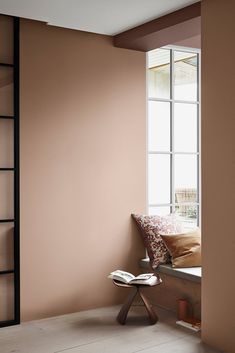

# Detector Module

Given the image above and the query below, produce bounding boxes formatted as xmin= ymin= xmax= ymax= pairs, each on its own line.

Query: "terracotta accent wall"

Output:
xmin=20 ymin=19 xmax=146 ymax=321
xmin=201 ymin=0 xmax=235 ymax=351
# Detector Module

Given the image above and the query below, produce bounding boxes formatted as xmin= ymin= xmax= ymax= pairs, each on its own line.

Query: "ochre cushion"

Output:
xmin=160 ymin=228 xmax=201 ymax=268
xmin=132 ymin=214 xmax=183 ymax=269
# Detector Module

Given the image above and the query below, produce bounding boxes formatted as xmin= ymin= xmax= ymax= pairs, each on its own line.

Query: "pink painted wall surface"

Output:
xmin=201 ymin=0 xmax=235 ymax=352
xmin=174 ymin=34 xmax=201 ymax=48
xmin=20 ymin=19 xmax=146 ymax=321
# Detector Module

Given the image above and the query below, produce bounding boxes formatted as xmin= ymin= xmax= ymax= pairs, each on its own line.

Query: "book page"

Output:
xmin=111 ymin=270 xmax=135 ymax=282
xmin=134 ymin=273 xmax=154 ymax=280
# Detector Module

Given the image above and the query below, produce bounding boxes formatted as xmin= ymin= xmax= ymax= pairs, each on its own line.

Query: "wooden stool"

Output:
xmin=113 ymin=276 xmax=162 ymax=325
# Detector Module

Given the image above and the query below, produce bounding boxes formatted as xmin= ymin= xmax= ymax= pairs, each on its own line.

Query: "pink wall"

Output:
xmin=201 ymin=0 xmax=235 ymax=351
xmin=20 ymin=19 xmax=146 ymax=321
xmin=174 ymin=34 xmax=201 ymax=48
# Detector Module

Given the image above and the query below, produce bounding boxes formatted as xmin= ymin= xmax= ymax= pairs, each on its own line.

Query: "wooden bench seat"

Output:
xmin=140 ymin=258 xmax=201 ymax=283
xmin=139 ymin=258 xmax=201 ymax=319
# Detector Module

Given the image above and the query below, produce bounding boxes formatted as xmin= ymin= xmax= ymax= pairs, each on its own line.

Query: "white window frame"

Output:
xmin=147 ymin=45 xmax=201 ymax=227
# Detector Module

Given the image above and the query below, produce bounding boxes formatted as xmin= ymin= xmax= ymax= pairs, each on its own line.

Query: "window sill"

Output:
xmin=139 ymin=258 xmax=201 ymax=284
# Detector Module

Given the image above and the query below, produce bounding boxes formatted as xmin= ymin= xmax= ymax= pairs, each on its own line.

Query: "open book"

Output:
xmin=176 ymin=318 xmax=201 ymax=332
xmin=108 ymin=270 xmax=159 ymax=286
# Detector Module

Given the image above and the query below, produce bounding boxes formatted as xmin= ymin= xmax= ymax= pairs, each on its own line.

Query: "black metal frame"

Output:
xmin=0 ymin=16 xmax=20 ymax=328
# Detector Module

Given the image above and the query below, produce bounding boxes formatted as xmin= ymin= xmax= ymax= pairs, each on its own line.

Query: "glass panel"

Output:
xmin=0 ymin=67 xmax=14 ymax=116
xmin=174 ymin=155 xmax=197 ymax=203
xmin=148 ymin=206 xmax=171 ymax=216
xmin=0 ymin=16 xmax=13 ymax=64
xmin=148 ymin=101 xmax=170 ymax=151
xmin=0 ymin=171 xmax=14 ymax=219
xmin=148 ymin=48 xmax=170 ymax=99
xmin=0 ymin=274 xmax=14 ymax=321
xmin=174 ymin=51 xmax=197 ymax=101
xmin=148 ymin=154 xmax=170 ymax=204
xmin=0 ymin=119 xmax=14 ymax=167
xmin=0 ymin=223 xmax=14 ymax=271
xmin=174 ymin=103 xmax=197 ymax=152
xmin=175 ymin=204 xmax=198 ymax=230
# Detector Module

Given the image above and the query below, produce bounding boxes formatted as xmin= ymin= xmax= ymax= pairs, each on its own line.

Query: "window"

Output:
xmin=147 ymin=46 xmax=200 ymax=229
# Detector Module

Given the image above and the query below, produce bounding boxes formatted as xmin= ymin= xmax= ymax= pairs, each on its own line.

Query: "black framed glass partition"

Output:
xmin=0 ymin=14 xmax=20 ymax=327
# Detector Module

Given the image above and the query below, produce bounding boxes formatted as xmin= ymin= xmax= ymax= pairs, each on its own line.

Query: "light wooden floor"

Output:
xmin=0 ymin=306 xmax=222 ymax=353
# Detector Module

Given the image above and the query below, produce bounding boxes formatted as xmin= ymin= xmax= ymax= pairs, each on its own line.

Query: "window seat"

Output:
xmin=139 ymin=258 xmax=201 ymax=284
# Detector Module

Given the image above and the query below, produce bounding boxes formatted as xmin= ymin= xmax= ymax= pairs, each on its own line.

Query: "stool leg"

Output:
xmin=139 ymin=289 xmax=158 ymax=325
xmin=117 ymin=287 xmax=137 ymax=325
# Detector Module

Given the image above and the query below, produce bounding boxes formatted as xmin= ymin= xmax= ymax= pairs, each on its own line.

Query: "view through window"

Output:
xmin=147 ymin=46 xmax=200 ymax=229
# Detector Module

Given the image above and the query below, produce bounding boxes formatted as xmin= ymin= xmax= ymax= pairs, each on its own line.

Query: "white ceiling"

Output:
xmin=0 ymin=0 xmax=200 ymax=35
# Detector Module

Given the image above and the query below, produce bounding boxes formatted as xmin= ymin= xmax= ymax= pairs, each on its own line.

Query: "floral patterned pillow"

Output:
xmin=132 ymin=214 xmax=183 ymax=269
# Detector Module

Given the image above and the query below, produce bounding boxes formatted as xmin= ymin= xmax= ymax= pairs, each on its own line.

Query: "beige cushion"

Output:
xmin=160 ymin=228 xmax=201 ymax=268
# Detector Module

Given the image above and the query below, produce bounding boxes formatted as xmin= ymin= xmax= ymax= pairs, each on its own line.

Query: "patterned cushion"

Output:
xmin=132 ymin=214 xmax=183 ymax=269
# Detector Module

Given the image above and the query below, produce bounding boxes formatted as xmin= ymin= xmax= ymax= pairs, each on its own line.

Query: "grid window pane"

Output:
xmin=148 ymin=101 xmax=170 ymax=151
xmin=0 ymin=171 xmax=14 ymax=219
xmin=175 ymin=204 xmax=198 ymax=230
xmin=0 ymin=16 xmax=13 ymax=64
xmin=148 ymin=206 xmax=171 ymax=216
xmin=0 ymin=223 xmax=14 ymax=271
xmin=148 ymin=154 xmax=171 ymax=204
xmin=174 ymin=51 xmax=197 ymax=102
xmin=174 ymin=155 xmax=197 ymax=203
xmin=174 ymin=103 xmax=197 ymax=152
xmin=0 ymin=119 xmax=14 ymax=168
xmin=148 ymin=47 xmax=200 ymax=225
xmin=0 ymin=67 xmax=14 ymax=116
xmin=148 ymin=48 xmax=170 ymax=99
xmin=0 ymin=274 xmax=14 ymax=321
